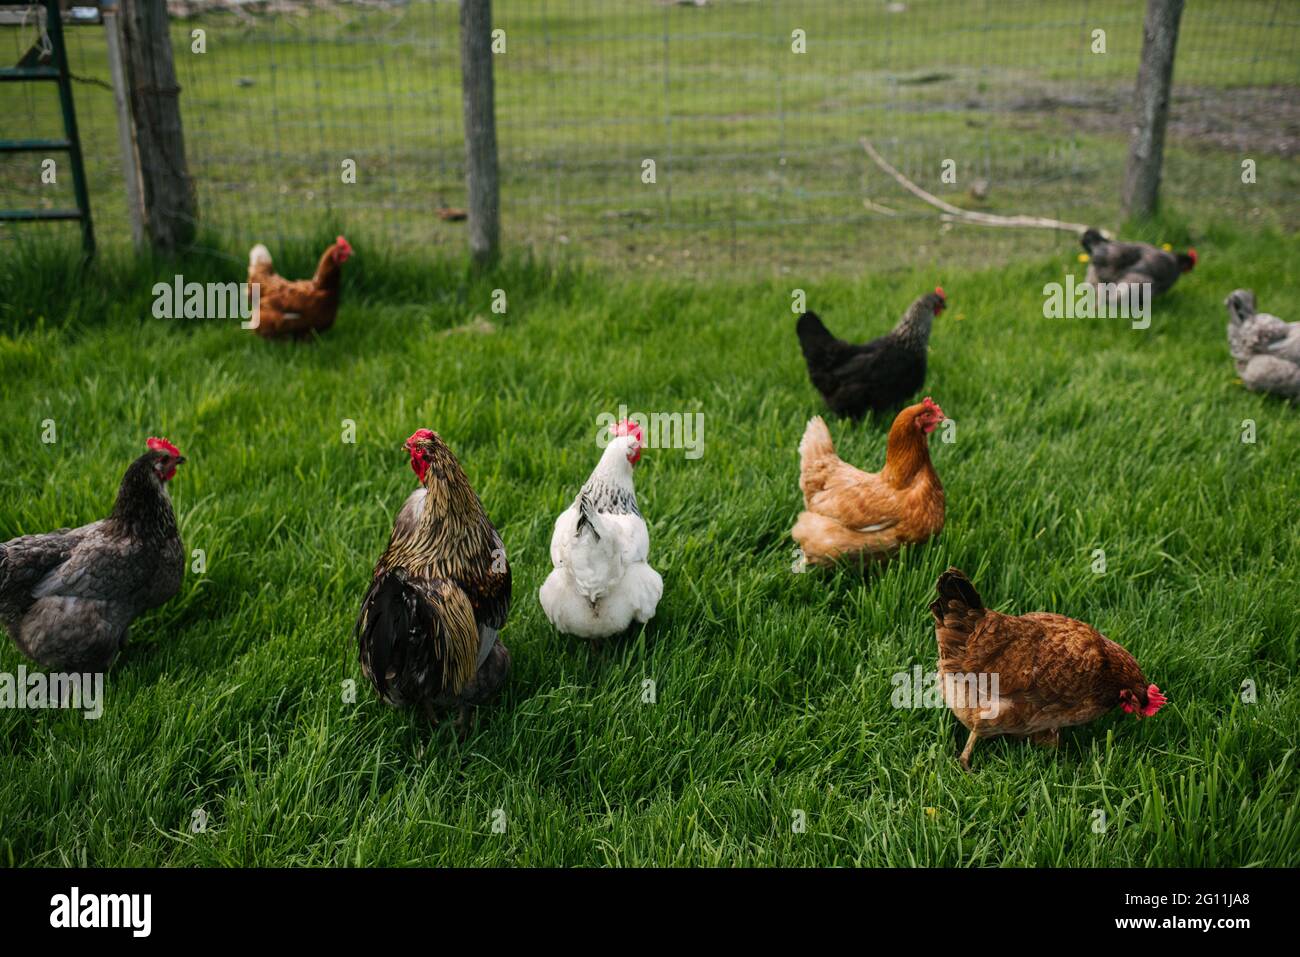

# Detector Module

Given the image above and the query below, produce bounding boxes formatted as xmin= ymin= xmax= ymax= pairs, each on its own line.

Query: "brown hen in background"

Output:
xmin=246 ymin=235 xmax=352 ymax=339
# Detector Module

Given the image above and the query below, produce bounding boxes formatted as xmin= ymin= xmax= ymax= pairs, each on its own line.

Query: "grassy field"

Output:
xmin=2 ymin=0 xmax=1297 ymax=273
xmin=1 ymin=218 xmax=1297 ymax=866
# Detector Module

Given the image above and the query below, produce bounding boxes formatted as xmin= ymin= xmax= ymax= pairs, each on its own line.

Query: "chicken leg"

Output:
xmin=422 ymin=699 xmax=440 ymax=728
xmin=959 ymin=729 xmax=979 ymax=772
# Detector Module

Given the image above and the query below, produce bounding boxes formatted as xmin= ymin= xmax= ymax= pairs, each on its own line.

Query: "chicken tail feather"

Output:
xmin=795 ymin=310 xmax=832 ymax=342
xmin=931 ymin=567 xmax=985 ymax=658
xmin=1080 ymin=227 xmax=1107 ymax=253
xmin=936 ymin=567 xmax=983 ymax=611
xmin=795 ymin=310 xmax=852 ymax=372
xmin=797 ymin=415 xmax=840 ymax=500
xmin=357 ymin=569 xmax=477 ymax=706
xmin=799 ymin=414 xmax=835 ymax=462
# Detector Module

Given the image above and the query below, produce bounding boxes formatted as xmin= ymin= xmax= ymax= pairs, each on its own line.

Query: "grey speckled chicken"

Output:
xmin=0 ymin=438 xmax=186 ymax=672
xmin=1081 ymin=228 xmax=1196 ymax=301
xmin=1226 ymin=289 xmax=1300 ymax=400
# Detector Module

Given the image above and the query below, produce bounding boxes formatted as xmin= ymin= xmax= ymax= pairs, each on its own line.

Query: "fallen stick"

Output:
xmin=859 ymin=138 xmax=1105 ymax=237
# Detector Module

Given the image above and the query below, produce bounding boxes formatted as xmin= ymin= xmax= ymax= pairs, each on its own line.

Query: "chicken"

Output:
xmin=930 ymin=568 xmax=1166 ymax=771
xmin=791 ymin=398 xmax=945 ymax=568
xmin=246 ymin=235 xmax=352 ymax=339
xmin=1080 ymin=228 xmax=1195 ymax=303
xmin=539 ymin=421 xmax=662 ymax=640
xmin=1225 ymin=289 xmax=1300 ymax=399
xmin=0 ymin=438 xmax=186 ymax=672
xmin=355 ymin=429 xmax=511 ymax=733
xmin=796 ymin=288 xmax=945 ymax=419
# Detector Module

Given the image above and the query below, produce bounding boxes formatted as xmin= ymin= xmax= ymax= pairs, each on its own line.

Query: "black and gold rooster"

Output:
xmin=355 ymin=429 xmax=511 ymax=734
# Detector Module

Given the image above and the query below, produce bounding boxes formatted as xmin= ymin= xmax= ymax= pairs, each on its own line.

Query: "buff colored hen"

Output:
xmin=791 ymin=398 xmax=946 ymax=569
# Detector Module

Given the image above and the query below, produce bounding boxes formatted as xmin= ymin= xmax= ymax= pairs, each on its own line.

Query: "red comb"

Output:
xmin=935 ymin=286 xmax=945 ymax=300
xmin=921 ymin=396 xmax=943 ymax=415
xmin=613 ymin=419 xmax=644 ymax=444
xmin=1187 ymin=248 xmax=1197 ymax=265
xmin=405 ymin=428 xmax=435 ymax=447
xmin=1142 ymin=684 xmax=1167 ymax=717
xmin=146 ymin=436 xmax=180 ymax=457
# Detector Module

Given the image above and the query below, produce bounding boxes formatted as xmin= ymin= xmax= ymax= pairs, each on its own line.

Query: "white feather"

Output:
xmin=539 ymin=437 xmax=662 ymax=639
xmin=249 ymin=243 xmax=272 ymax=267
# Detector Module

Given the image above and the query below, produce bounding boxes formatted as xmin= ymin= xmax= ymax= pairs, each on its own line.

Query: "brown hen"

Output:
xmin=247 ymin=235 xmax=351 ymax=339
xmin=930 ymin=568 xmax=1167 ymax=771
xmin=791 ymin=398 xmax=945 ymax=568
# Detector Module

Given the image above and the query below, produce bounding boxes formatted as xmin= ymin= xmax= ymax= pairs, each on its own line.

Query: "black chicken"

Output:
xmin=1080 ymin=228 xmax=1196 ymax=300
xmin=796 ymin=287 xmax=945 ymax=419
xmin=0 ymin=438 xmax=187 ymax=672
xmin=355 ymin=429 xmax=511 ymax=735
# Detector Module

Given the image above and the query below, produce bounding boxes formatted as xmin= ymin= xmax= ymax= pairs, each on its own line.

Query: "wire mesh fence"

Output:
xmin=2 ymin=0 xmax=1298 ymax=273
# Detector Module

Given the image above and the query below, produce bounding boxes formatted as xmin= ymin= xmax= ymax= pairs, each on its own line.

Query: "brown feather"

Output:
xmin=932 ymin=569 xmax=1153 ymax=761
xmin=792 ymin=402 xmax=945 ymax=566
xmin=248 ymin=240 xmax=345 ymax=339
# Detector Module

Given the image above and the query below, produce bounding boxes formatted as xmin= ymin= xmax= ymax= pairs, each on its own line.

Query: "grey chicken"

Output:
xmin=1080 ymin=228 xmax=1196 ymax=303
xmin=0 ymin=438 xmax=187 ymax=672
xmin=1225 ymin=289 xmax=1300 ymax=400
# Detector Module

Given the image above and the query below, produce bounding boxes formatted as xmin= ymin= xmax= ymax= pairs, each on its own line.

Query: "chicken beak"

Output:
xmin=174 ymin=456 xmax=187 ymax=466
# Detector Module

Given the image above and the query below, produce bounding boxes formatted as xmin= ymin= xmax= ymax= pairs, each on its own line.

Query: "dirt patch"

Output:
xmin=1006 ymin=85 xmax=1300 ymax=158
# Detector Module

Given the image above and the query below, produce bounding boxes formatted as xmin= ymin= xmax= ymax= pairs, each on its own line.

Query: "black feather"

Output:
xmin=357 ymin=569 xmax=452 ymax=705
xmin=574 ymin=491 xmax=601 ymax=540
xmin=795 ymin=305 xmax=931 ymax=419
xmin=936 ymin=567 xmax=983 ymax=610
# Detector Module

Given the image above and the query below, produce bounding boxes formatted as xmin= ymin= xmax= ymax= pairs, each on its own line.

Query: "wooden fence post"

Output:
xmin=101 ymin=0 xmax=145 ymax=248
xmin=459 ymin=0 xmax=500 ymax=267
xmin=1122 ymin=0 xmax=1185 ymax=219
xmin=120 ymin=0 xmax=196 ymax=251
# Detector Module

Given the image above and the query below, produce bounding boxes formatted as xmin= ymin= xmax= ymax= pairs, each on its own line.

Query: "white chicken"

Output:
xmin=539 ymin=421 xmax=663 ymax=640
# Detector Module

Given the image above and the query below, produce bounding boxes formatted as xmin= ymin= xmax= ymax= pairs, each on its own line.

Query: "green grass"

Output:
xmin=2 ymin=0 xmax=1297 ymax=273
xmin=1 ymin=221 xmax=1297 ymax=866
